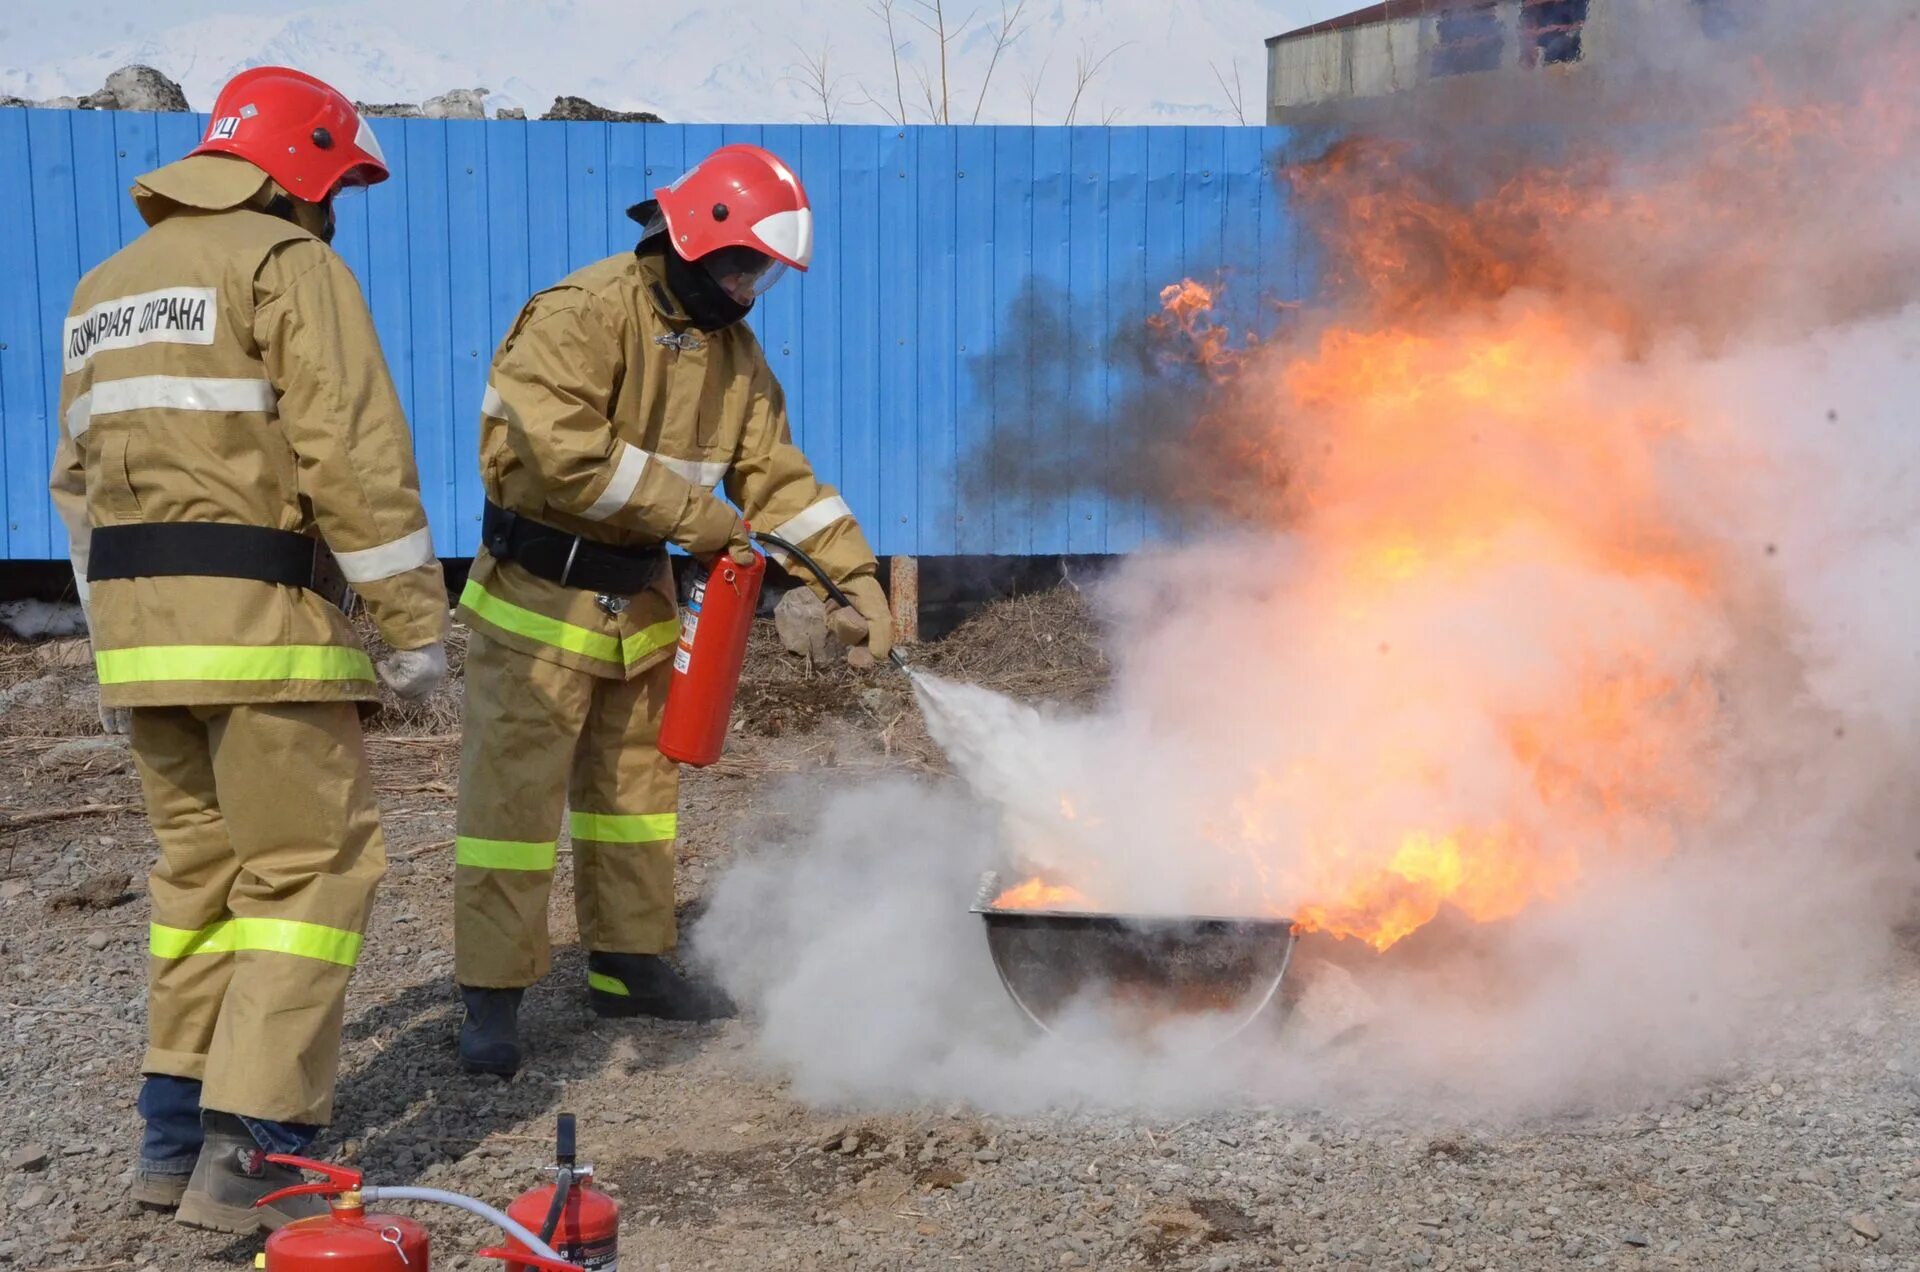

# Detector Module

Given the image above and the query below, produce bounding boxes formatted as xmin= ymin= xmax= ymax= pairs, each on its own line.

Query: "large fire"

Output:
xmin=993 ymin=24 xmax=1919 ymax=950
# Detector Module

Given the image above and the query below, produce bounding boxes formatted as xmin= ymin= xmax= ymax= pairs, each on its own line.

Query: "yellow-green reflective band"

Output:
xmin=455 ymin=836 xmax=558 ymax=871
xmin=460 ymin=580 xmax=678 ymax=669
xmin=149 ymin=917 xmax=362 ymax=967
xmin=460 ymin=579 xmax=620 ymax=662
xmin=98 ymin=644 xmax=374 ymax=685
xmin=621 ymin=617 xmax=680 ymax=664
xmin=588 ymin=971 xmax=629 ymax=997
xmin=569 ymin=811 xmax=678 ymax=843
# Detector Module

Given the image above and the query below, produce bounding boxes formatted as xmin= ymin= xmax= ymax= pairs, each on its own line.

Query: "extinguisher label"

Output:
xmin=679 ymin=611 xmax=698 ymax=645
xmin=564 ymin=1236 xmax=618 ymax=1272
xmin=673 ymin=646 xmax=691 ymax=674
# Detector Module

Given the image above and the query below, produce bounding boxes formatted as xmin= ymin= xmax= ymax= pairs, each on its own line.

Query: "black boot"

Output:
xmin=458 ymin=986 xmax=525 ymax=1076
xmin=175 ymin=1113 xmax=326 ymax=1234
xmin=588 ymin=952 xmax=735 ymax=1021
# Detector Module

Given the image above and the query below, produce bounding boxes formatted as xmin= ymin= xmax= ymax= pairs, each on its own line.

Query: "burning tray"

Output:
xmin=970 ymin=872 xmax=1298 ymax=1041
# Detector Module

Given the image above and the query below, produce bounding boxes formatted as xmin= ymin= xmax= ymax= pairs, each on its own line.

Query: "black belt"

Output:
xmin=481 ymin=501 xmax=665 ymax=595
xmin=88 ymin=522 xmax=320 ymax=588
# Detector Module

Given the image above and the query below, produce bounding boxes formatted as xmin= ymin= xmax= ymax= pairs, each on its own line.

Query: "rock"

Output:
xmin=542 ymin=96 xmax=664 ymax=123
xmin=49 ymin=871 xmax=134 ymax=912
xmin=1621 ymin=1232 xmax=1650 ymax=1247
xmin=423 ymin=88 xmax=488 ymax=119
xmin=0 ymin=881 xmax=29 ymax=902
xmin=9 ymin=1146 xmax=50 ymax=1173
xmin=34 ymin=637 xmax=92 ymax=669
xmin=972 ymin=1149 xmax=1001 ymax=1164
xmin=1 ymin=95 xmax=29 ymax=109
xmin=40 ymin=96 xmax=86 ymax=110
xmin=32 ymin=737 xmax=133 ymax=778
xmin=1848 ymin=1214 xmax=1881 ymax=1241
xmin=356 ymin=102 xmax=425 ymax=118
xmin=16 ymin=1184 xmax=52 ymax=1209
xmin=498 ymin=107 xmax=528 ymax=120
xmin=84 ymin=931 xmax=111 ymax=951
xmin=774 ymin=587 xmax=845 ymax=663
xmin=0 ymin=600 xmax=88 ymax=641
xmin=0 ymin=674 xmax=63 ymax=712
xmin=103 ymin=66 xmax=189 ymax=112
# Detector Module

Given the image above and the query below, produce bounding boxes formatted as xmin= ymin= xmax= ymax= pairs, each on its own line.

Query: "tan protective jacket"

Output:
xmin=459 ymin=247 xmax=878 ymax=680
xmin=49 ymin=155 xmax=448 ymax=709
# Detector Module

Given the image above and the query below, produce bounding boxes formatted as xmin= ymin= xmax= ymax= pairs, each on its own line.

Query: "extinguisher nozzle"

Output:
xmin=555 ymin=1113 xmax=576 ymax=1167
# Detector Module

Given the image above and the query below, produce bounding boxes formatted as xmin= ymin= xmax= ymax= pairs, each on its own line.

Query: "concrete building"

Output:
xmin=1265 ymin=0 xmax=1745 ymax=121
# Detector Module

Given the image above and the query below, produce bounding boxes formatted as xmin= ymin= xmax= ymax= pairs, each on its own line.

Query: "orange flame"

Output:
xmin=992 ymin=878 xmax=1094 ymax=911
xmin=994 ymin=31 xmax=1920 ymax=951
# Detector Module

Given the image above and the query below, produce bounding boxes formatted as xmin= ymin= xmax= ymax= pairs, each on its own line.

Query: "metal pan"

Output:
xmin=970 ymin=872 xmax=1298 ymax=1042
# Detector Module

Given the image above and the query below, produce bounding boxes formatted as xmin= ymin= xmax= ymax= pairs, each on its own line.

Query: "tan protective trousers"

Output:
xmin=132 ymin=702 xmax=384 ymax=1126
xmin=454 ymin=632 xmax=680 ymax=987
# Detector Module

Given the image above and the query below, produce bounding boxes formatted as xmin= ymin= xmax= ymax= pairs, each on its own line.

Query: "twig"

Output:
xmin=869 ymin=0 xmax=910 ymax=125
xmin=395 ymin=838 xmax=455 ymax=861
xmin=1211 ymin=57 xmax=1247 ymax=126
xmin=0 ymin=802 xmax=137 ymax=831
xmin=27 ymin=1261 xmax=135 ymax=1272
xmin=971 ymin=0 xmax=1029 ymax=124
xmin=1064 ymin=39 xmax=1129 ymax=125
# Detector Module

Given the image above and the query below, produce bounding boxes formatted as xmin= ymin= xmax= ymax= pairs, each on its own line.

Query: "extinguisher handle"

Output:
xmin=475 ymin=1247 xmax=585 ymax=1272
xmin=256 ymin=1155 xmax=363 ymax=1207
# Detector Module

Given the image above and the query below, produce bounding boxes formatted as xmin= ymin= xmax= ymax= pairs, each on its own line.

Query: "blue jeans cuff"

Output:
xmin=238 ymin=1116 xmax=319 ymax=1157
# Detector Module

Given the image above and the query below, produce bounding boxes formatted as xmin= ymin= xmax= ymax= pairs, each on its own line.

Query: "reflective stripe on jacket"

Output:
xmin=459 ymin=247 xmax=878 ymax=679
xmin=49 ymin=154 xmax=448 ymax=708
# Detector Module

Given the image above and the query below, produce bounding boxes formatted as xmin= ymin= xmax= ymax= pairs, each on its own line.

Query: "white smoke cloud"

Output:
xmin=692 ymin=2 xmax=1920 ymax=1118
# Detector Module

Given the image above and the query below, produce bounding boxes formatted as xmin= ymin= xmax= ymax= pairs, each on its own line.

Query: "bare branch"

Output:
xmin=847 ymin=80 xmax=903 ymax=126
xmin=1210 ymin=57 xmax=1247 ymax=126
xmin=1102 ymin=101 xmax=1122 ymax=126
xmin=783 ymin=42 xmax=848 ymax=124
xmin=1019 ymin=54 xmax=1049 ymax=128
xmin=903 ymin=0 xmax=979 ymax=124
xmin=970 ymin=0 xmax=1029 ymax=125
xmin=1064 ymin=39 xmax=1129 ymax=126
xmin=911 ymin=60 xmax=942 ymax=124
xmin=870 ymin=0 xmax=910 ymax=127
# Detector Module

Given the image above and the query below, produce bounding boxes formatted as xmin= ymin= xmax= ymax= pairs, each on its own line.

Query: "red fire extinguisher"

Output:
xmin=659 ymin=532 xmax=908 ymax=768
xmin=504 ymin=1114 xmax=619 ymax=1272
xmin=259 ymin=1158 xmax=582 ymax=1272
xmin=657 ymin=542 xmax=766 ymax=767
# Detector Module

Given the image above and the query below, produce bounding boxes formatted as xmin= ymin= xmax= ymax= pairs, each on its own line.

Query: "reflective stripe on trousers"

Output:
xmin=455 ymin=632 xmax=680 ymax=987
xmin=133 ymin=700 xmax=383 ymax=1127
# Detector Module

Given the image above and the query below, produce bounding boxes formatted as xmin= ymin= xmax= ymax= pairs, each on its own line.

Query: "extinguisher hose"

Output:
xmin=753 ymin=532 xmax=910 ymax=673
xmin=537 ymin=1167 xmax=574 ymax=1246
xmin=360 ymin=1186 xmax=568 ymax=1265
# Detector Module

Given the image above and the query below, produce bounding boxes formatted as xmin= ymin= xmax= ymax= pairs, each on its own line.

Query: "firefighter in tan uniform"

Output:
xmin=47 ymin=68 xmax=449 ymax=1232
xmin=454 ymin=145 xmax=890 ymax=1075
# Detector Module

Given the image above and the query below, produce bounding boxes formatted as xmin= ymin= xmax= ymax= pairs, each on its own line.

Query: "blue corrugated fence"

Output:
xmin=0 ymin=114 xmax=1300 ymax=560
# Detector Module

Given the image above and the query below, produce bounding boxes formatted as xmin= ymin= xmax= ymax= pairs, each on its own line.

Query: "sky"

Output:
xmin=0 ymin=0 xmax=1357 ymax=125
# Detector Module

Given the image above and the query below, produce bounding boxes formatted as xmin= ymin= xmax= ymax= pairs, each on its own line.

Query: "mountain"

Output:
xmin=0 ymin=0 xmax=1340 ymax=124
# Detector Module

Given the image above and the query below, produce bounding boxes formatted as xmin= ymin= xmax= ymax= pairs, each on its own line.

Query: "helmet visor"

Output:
xmin=701 ymin=244 xmax=789 ymax=304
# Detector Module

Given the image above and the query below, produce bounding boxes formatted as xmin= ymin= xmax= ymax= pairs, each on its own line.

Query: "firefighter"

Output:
xmin=48 ymin=68 xmax=449 ymax=1233
xmin=453 ymin=144 xmax=890 ymax=1075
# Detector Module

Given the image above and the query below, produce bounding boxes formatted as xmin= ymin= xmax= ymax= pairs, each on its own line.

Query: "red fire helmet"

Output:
xmin=192 ymin=66 xmax=389 ymax=202
xmin=653 ymin=143 xmax=813 ymax=273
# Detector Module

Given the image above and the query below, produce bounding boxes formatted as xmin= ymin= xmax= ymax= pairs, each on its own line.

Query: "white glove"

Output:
xmin=99 ymin=702 xmax=132 ymax=736
xmin=377 ymin=642 xmax=448 ymax=701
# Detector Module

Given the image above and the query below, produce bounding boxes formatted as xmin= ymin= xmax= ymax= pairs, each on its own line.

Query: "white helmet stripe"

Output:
xmin=752 ymin=208 xmax=813 ymax=269
xmin=353 ymin=114 xmax=386 ymax=167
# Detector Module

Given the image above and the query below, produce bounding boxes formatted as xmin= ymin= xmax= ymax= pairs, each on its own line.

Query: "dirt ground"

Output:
xmin=2 ymin=588 xmax=1916 ymax=1271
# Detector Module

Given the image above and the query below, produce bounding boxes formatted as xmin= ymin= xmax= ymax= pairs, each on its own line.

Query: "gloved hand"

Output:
xmin=377 ymin=642 xmax=448 ymax=700
xmin=824 ymin=574 xmax=893 ymax=668
xmin=722 ymin=521 xmax=756 ymax=567
xmin=98 ymin=701 xmax=132 ymax=737
xmin=680 ymin=494 xmax=749 ymax=562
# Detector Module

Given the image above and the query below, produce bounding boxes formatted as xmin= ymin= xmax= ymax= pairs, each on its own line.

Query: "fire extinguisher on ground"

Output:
xmin=257 ymin=1154 xmax=583 ymax=1272
xmin=504 ymin=1114 xmax=620 ymax=1272
xmin=258 ymin=1113 xmax=613 ymax=1272
xmin=658 ymin=531 xmax=908 ymax=768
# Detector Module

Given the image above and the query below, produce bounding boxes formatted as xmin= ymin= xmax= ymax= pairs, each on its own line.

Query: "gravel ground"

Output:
xmin=2 ymin=597 xmax=1917 ymax=1272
